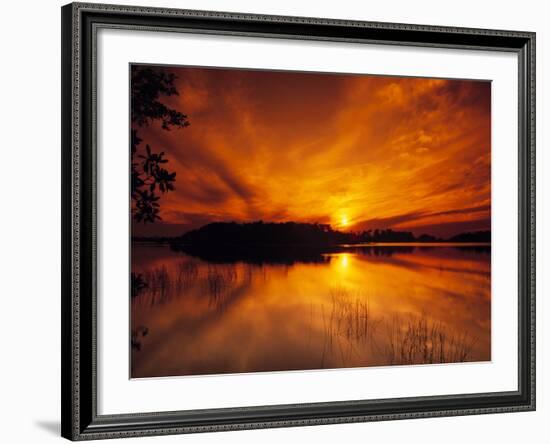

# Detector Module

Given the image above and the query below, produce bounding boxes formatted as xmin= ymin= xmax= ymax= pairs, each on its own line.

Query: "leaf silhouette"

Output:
xmin=130 ymin=65 xmax=189 ymax=224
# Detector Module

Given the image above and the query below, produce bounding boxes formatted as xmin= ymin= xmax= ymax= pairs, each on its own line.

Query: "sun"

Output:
xmin=340 ymin=215 xmax=349 ymax=228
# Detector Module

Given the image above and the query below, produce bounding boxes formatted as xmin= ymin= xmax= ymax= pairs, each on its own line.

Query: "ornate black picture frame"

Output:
xmin=61 ymin=2 xmax=535 ymax=440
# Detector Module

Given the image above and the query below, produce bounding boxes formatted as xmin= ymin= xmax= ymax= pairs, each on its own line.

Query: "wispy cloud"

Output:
xmin=132 ymin=66 xmax=491 ymax=238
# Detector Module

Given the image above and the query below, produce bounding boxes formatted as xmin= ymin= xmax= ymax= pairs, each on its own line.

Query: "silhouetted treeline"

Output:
xmin=163 ymin=221 xmax=490 ymax=247
xmin=448 ymin=231 xmax=491 ymax=243
xmin=172 ymin=221 xmax=350 ymax=246
xmin=360 ymin=228 xmax=435 ymax=243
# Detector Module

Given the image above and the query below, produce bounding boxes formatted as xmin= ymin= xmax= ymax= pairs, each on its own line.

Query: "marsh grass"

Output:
xmin=205 ymin=265 xmax=238 ymax=303
xmin=329 ymin=287 xmax=375 ymax=341
xmin=175 ymin=261 xmax=199 ymax=288
xmin=133 ymin=260 xmax=201 ymax=306
xmin=141 ymin=266 xmax=171 ymax=305
xmin=384 ymin=313 xmax=478 ymax=365
xmin=319 ymin=287 xmax=477 ymax=367
xmin=320 ymin=287 xmax=379 ymax=366
xmin=133 ymin=261 xmax=248 ymax=308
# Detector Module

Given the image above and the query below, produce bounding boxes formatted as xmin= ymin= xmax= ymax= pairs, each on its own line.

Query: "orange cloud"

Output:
xmin=132 ymin=66 xmax=491 ymax=239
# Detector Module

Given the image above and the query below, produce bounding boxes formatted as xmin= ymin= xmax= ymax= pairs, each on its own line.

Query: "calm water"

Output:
xmin=131 ymin=244 xmax=491 ymax=378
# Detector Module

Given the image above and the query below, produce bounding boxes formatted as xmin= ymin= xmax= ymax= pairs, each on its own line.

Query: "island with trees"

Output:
xmin=132 ymin=221 xmax=490 ymax=265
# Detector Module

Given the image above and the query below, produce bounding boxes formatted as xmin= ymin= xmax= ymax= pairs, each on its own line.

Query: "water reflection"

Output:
xmin=131 ymin=244 xmax=490 ymax=378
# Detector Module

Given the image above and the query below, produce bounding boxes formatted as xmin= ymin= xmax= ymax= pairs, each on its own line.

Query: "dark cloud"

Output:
xmin=407 ymin=218 xmax=491 ymax=239
xmin=355 ymin=205 xmax=491 ymax=237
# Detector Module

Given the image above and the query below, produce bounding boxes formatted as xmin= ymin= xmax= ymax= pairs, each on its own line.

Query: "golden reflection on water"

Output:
xmin=339 ymin=253 xmax=350 ymax=270
xmin=131 ymin=245 xmax=490 ymax=378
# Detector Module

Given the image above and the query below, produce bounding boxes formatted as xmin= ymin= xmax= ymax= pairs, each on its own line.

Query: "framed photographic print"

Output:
xmin=61 ymin=2 xmax=536 ymax=440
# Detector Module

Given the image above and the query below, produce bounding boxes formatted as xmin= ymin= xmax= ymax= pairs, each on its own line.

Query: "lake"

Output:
xmin=131 ymin=244 xmax=491 ymax=378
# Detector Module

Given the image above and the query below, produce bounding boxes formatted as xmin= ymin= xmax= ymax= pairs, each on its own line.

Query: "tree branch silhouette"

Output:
xmin=131 ymin=66 xmax=189 ymax=223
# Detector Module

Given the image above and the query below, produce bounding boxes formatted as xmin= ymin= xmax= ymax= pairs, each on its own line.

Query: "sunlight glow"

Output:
xmin=340 ymin=253 xmax=349 ymax=269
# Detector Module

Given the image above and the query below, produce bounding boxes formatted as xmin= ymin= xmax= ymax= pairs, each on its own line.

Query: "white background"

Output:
xmin=0 ymin=0 xmax=546 ymax=443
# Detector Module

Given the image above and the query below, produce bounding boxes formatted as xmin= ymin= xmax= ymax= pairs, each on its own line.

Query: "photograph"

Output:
xmin=129 ymin=64 xmax=492 ymax=378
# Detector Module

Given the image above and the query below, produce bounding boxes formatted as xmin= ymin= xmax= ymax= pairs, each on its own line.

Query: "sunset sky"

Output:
xmin=131 ymin=65 xmax=491 ymax=238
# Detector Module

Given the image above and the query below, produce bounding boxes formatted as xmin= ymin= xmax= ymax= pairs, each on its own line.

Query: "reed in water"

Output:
xmin=384 ymin=313 xmax=478 ymax=365
xmin=318 ymin=287 xmax=477 ymax=368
